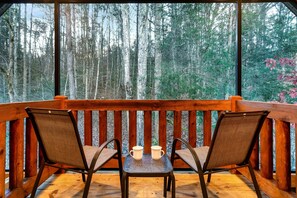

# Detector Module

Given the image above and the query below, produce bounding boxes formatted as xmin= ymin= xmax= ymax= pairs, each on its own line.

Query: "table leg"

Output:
xmin=163 ymin=176 xmax=167 ymax=197
xmin=126 ymin=176 xmax=129 ymax=198
xmin=167 ymin=175 xmax=171 ymax=191
xmin=122 ymin=172 xmax=128 ymax=198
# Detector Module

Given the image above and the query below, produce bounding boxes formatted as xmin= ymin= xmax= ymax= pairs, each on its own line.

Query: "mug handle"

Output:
xmin=129 ymin=150 xmax=134 ymax=157
xmin=160 ymin=150 xmax=165 ymax=157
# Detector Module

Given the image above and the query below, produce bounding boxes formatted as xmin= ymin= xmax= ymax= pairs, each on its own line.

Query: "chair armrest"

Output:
xmin=171 ymin=138 xmax=203 ymax=173
xmin=89 ymin=138 xmax=122 ymax=172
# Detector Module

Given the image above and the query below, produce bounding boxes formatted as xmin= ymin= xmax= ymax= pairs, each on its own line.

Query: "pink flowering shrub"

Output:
xmin=265 ymin=57 xmax=297 ymax=102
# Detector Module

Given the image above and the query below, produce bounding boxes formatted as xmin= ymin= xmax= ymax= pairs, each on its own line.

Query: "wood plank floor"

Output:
xmin=33 ymin=171 xmax=269 ymax=198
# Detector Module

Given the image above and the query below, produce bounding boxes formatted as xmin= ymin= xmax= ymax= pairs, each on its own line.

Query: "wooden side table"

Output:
xmin=122 ymin=154 xmax=175 ymax=198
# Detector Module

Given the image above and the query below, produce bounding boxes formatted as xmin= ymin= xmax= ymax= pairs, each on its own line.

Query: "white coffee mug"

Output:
xmin=151 ymin=146 xmax=165 ymax=160
xmin=129 ymin=146 xmax=143 ymax=160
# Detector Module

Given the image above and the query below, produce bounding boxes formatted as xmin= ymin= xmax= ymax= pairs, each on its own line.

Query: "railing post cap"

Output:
xmin=54 ymin=95 xmax=68 ymax=100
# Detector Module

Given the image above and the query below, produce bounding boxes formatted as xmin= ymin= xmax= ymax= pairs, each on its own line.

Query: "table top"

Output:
xmin=123 ymin=154 xmax=173 ymax=175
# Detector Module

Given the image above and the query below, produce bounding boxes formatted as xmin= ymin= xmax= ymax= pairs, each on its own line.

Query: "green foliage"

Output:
xmin=242 ymin=3 xmax=297 ymax=103
xmin=0 ymin=3 xmax=296 ymax=103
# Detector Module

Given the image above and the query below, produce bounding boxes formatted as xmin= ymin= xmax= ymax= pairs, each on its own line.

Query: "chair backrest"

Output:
xmin=26 ymin=108 xmax=88 ymax=170
xmin=203 ymin=111 xmax=269 ymax=170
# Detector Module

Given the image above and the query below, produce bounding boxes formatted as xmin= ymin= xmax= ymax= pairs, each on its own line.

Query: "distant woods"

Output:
xmin=0 ymin=3 xmax=296 ymax=103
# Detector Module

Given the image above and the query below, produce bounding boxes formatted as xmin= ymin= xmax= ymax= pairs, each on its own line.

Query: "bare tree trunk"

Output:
xmin=28 ymin=4 xmax=33 ymax=99
xmin=0 ymin=14 xmax=16 ymax=102
xmin=65 ymin=4 xmax=76 ymax=99
xmin=137 ymin=4 xmax=149 ymax=100
xmin=170 ymin=4 xmax=177 ymax=72
xmin=154 ymin=4 xmax=162 ymax=99
xmin=137 ymin=4 xmax=149 ymax=145
xmin=94 ymin=15 xmax=104 ymax=99
xmin=89 ymin=6 xmax=98 ymax=95
xmin=13 ymin=6 xmax=20 ymax=100
xmin=8 ymin=25 xmax=15 ymax=102
xmin=22 ymin=4 xmax=27 ymax=101
xmin=121 ymin=4 xmax=132 ymax=100
xmin=72 ymin=5 xmax=78 ymax=95
xmin=226 ymin=5 xmax=235 ymax=99
xmin=104 ymin=10 xmax=111 ymax=97
xmin=83 ymin=5 xmax=90 ymax=99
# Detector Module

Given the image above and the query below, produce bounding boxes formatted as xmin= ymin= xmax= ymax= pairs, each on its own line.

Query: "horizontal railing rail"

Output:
xmin=0 ymin=95 xmax=296 ymax=197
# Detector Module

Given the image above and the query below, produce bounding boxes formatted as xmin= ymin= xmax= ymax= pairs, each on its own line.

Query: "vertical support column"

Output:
xmin=54 ymin=95 xmax=68 ymax=109
xmin=173 ymin=111 xmax=182 ymax=149
xmin=84 ymin=110 xmax=92 ymax=146
xmin=144 ymin=111 xmax=152 ymax=154
xmin=260 ymin=118 xmax=273 ymax=179
xmin=25 ymin=118 xmax=37 ymax=177
xmin=99 ymin=111 xmax=107 ymax=145
xmin=159 ymin=111 xmax=167 ymax=153
xmin=0 ymin=122 xmax=6 ymax=197
xmin=54 ymin=0 xmax=60 ymax=96
xmin=129 ymin=111 xmax=137 ymax=151
xmin=9 ymin=119 xmax=24 ymax=195
xmin=250 ymin=139 xmax=259 ymax=169
xmin=203 ymin=111 xmax=211 ymax=146
xmin=236 ymin=0 xmax=242 ymax=96
xmin=229 ymin=95 xmax=242 ymax=112
xmin=114 ymin=111 xmax=122 ymax=145
xmin=275 ymin=120 xmax=290 ymax=191
xmin=188 ymin=111 xmax=196 ymax=147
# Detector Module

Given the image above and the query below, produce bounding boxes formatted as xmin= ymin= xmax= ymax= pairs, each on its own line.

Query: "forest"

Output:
xmin=0 ymin=3 xmax=295 ymax=103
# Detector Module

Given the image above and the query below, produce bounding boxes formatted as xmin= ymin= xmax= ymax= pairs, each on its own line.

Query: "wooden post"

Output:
xmin=229 ymin=95 xmax=242 ymax=112
xmin=114 ymin=111 xmax=122 ymax=145
xmin=99 ymin=111 xmax=107 ymax=145
xmin=188 ymin=111 xmax=197 ymax=147
xmin=174 ymin=111 xmax=182 ymax=149
xmin=250 ymin=140 xmax=259 ymax=169
xmin=275 ymin=120 xmax=290 ymax=191
xmin=260 ymin=118 xmax=273 ymax=179
xmin=25 ymin=118 xmax=37 ymax=177
xmin=54 ymin=95 xmax=68 ymax=109
xmin=9 ymin=119 xmax=24 ymax=196
xmin=144 ymin=111 xmax=152 ymax=154
xmin=203 ymin=111 xmax=211 ymax=146
xmin=0 ymin=122 xmax=6 ymax=197
xmin=84 ymin=110 xmax=92 ymax=146
xmin=129 ymin=111 xmax=137 ymax=151
xmin=159 ymin=111 xmax=167 ymax=153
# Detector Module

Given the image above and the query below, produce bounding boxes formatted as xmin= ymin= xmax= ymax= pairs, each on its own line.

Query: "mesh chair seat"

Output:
xmin=176 ymin=146 xmax=209 ymax=172
xmin=83 ymin=146 xmax=117 ymax=170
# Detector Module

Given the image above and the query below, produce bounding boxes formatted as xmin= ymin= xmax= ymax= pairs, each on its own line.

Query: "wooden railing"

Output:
xmin=0 ymin=95 xmax=296 ymax=197
xmin=236 ymin=100 xmax=297 ymax=198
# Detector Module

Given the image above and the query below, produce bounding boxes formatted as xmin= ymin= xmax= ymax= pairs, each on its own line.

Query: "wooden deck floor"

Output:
xmin=33 ymin=171 xmax=269 ymax=198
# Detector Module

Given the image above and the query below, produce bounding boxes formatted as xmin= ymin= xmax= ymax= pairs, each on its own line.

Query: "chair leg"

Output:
xmin=198 ymin=172 xmax=208 ymax=198
xmin=82 ymin=171 xmax=93 ymax=198
xmin=117 ymin=153 xmax=123 ymax=193
xmin=82 ymin=173 xmax=86 ymax=182
xmin=248 ymin=164 xmax=262 ymax=198
xmin=207 ymin=173 xmax=211 ymax=183
xmin=167 ymin=156 xmax=175 ymax=191
xmin=30 ymin=161 xmax=45 ymax=198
